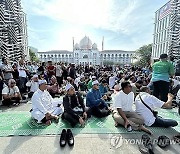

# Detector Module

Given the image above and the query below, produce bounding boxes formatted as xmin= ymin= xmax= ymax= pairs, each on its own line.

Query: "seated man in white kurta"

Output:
xmin=31 ymin=80 xmax=63 ymax=125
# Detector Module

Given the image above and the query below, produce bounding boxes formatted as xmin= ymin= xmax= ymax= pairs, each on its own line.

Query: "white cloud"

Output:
xmin=22 ymin=0 xmax=140 ymax=34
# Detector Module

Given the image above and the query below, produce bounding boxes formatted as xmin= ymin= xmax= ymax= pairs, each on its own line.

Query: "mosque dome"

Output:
xmin=92 ymin=43 xmax=97 ymax=50
xmin=74 ymin=43 xmax=80 ymax=50
xmin=79 ymin=36 xmax=92 ymax=49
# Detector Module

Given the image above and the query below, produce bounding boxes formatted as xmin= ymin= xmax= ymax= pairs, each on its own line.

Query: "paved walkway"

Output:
xmin=0 ymin=102 xmax=180 ymax=154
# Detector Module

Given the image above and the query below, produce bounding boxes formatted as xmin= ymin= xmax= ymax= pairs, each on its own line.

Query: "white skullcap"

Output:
xmin=65 ymin=84 xmax=74 ymax=91
xmin=80 ymin=75 xmax=85 ymax=79
xmin=92 ymin=76 xmax=96 ymax=79
xmin=67 ymin=77 xmax=71 ymax=80
xmin=92 ymin=80 xmax=99 ymax=86
xmin=38 ymin=80 xmax=47 ymax=85
xmin=32 ymin=74 xmax=38 ymax=78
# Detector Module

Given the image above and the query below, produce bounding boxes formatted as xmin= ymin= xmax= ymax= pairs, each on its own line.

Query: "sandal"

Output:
xmin=45 ymin=120 xmax=52 ymax=126
xmin=173 ymin=134 xmax=180 ymax=143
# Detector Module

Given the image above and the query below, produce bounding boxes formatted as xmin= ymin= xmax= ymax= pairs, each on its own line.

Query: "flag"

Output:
xmin=159 ymin=2 xmax=171 ymax=20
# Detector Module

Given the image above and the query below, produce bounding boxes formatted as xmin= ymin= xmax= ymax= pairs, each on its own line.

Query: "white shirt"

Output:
xmin=56 ymin=65 xmax=62 ymax=77
xmin=135 ymin=92 xmax=164 ymax=126
xmin=74 ymin=77 xmax=80 ymax=87
xmin=31 ymin=89 xmax=54 ymax=114
xmin=113 ymin=90 xmax=134 ymax=112
xmin=26 ymin=81 xmax=39 ymax=92
xmin=172 ymin=79 xmax=180 ymax=89
xmin=18 ymin=65 xmax=27 ymax=77
xmin=109 ymin=76 xmax=116 ymax=89
xmin=176 ymin=89 xmax=180 ymax=104
xmin=2 ymin=86 xmax=20 ymax=100
xmin=2 ymin=86 xmax=19 ymax=95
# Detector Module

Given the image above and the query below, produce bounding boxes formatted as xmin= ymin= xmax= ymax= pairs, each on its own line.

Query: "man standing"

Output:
xmin=135 ymin=86 xmax=178 ymax=127
xmin=1 ymin=58 xmax=14 ymax=84
xmin=31 ymin=80 xmax=63 ymax=125
xmin=112 ymin=81 xmax=151 ymax=134
xmin=151 ymin=54 xmax=175 ymax=102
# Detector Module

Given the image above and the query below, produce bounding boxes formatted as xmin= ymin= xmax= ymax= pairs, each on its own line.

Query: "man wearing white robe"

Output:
xmin=31 ymin=80 xmax=63 ymax=125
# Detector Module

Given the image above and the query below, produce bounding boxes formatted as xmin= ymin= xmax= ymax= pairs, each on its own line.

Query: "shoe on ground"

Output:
xmin=60 ymin=129 xmax=67 ymax=147
xmin=66 ymin=129 xmax=74 ymax=146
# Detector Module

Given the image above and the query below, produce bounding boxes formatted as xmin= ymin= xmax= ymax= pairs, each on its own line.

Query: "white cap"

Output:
xmin=80 ymin=75 xmax=85 ymax=79
xmin=92 ymin=76 xmax=96 ymax=79
xmin=38 ymin=80 xmax=47 ymax=85
xmin=92 ymin=80 xmax=99 ymax=86
xmin=67 ymin=77 xmax=71 ymax=80
xmin=65 ymin=84 xmax=74 ymax=91
xmin=32 ymin=74 xmax=38 ymax=78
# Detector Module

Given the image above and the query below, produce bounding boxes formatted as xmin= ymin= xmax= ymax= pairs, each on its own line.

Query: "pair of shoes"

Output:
xmin=138 ymin=134 xmax=154 ymax=154
xmin=60 ymin=129 xmax=74 ymax=147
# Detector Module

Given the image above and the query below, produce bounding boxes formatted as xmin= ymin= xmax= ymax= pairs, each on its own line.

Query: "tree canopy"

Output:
xmin=135 ymin=44 xmax=152 ymax=67
xmin=29 ymin=49 xmax=39 ymax=62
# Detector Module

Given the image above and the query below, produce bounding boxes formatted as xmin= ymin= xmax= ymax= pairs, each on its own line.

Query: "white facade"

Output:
xmin=152 ymin=0 xmax=180 ymax=60
xmin=38 ymin=36 xmax=135 ymax=65
xmin=169 ymin=0 xmax=180 ymax=59
xmin=152 ymin=1 xmax=171 ymax=60
xmin=73 ymin=36 xmax=101 ymax=65
xmin=0 ymin=0 xmax=28 ymax=61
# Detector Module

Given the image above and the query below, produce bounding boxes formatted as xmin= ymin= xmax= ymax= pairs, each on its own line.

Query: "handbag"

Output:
xmin=139 ymin=94 xmax=158 ymax=117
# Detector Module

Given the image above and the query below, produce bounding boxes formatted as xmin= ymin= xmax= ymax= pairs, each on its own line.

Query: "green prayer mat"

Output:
xmin=0 ymin=108 xmax=179 ymax=137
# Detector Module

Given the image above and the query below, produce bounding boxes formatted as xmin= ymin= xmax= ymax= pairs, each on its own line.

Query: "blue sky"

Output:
xmin=21 ymin=0 xmax=169 ymax=52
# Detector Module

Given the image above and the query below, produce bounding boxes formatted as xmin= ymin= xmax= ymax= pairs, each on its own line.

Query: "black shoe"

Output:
xmin=60 ymin=129 xmax=67 ymax=147
xmin=66 ymin=129 xmax=74 ymax=146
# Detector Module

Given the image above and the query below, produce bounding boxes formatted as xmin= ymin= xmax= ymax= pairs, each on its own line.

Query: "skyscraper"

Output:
xmin=0 ymin=0 xmax=28 ymax=62
xmin=169 ymin=0 xmax=180 ymax=60
xmin=152 ymin=0 xmax=180 ymax=61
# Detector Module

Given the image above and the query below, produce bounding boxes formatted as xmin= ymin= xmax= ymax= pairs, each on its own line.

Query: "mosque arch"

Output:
xmin=83 ymin=55 xmax=88 ymax=58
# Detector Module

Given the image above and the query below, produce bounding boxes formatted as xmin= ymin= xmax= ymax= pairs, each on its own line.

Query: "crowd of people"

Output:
xmin=0 ymin=53 xmax=180 ymax=137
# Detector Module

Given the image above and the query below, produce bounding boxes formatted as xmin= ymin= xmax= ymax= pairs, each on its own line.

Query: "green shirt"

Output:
xmin=152 ymin=61 xmax=175 ymax=82
xmin=87 ymin=80 xmax=93 ymax=89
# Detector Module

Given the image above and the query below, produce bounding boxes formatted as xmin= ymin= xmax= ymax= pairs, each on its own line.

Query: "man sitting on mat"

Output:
xmin=112 ymin=81 xmax=152 ymax=134
xmin=2 ymin=79 xmax=22 ymax=106
xmin=135 ymin=86 xmax=178 ymax=128
xmin=86 ymin=80 xmax=111 ymax=118
xmin=31 ymin=80 xmax=63 ymax=125
xmin=62 ymin=84 xmax=90 ymax=127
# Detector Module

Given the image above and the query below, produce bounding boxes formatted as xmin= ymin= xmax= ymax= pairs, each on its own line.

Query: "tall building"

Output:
xmin=0 ymin=0 xmax=28 ymax=62
xmin=152 ymin=0 xmax=180 ymax=60
xmin=38 ymin=36 xmax=135 ymax=66
xmin=169 ymin=0 xmax=180 ymax=59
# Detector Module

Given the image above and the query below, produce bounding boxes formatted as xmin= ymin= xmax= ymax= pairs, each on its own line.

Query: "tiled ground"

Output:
xmin=0 ymin=102 xmax=180 ymax=154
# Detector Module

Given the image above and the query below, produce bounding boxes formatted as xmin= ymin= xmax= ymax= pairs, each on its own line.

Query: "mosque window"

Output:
xmin=83 ymin=55 xmax=88 ymax=58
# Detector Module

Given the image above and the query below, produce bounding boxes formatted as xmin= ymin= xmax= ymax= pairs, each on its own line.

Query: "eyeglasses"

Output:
xmin=11 ymin=82 xmax=16 ymax=84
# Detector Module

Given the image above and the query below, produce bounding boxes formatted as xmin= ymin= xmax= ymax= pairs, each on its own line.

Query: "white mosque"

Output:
xmin=38 ymin=36 xmax=135 ymax=65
